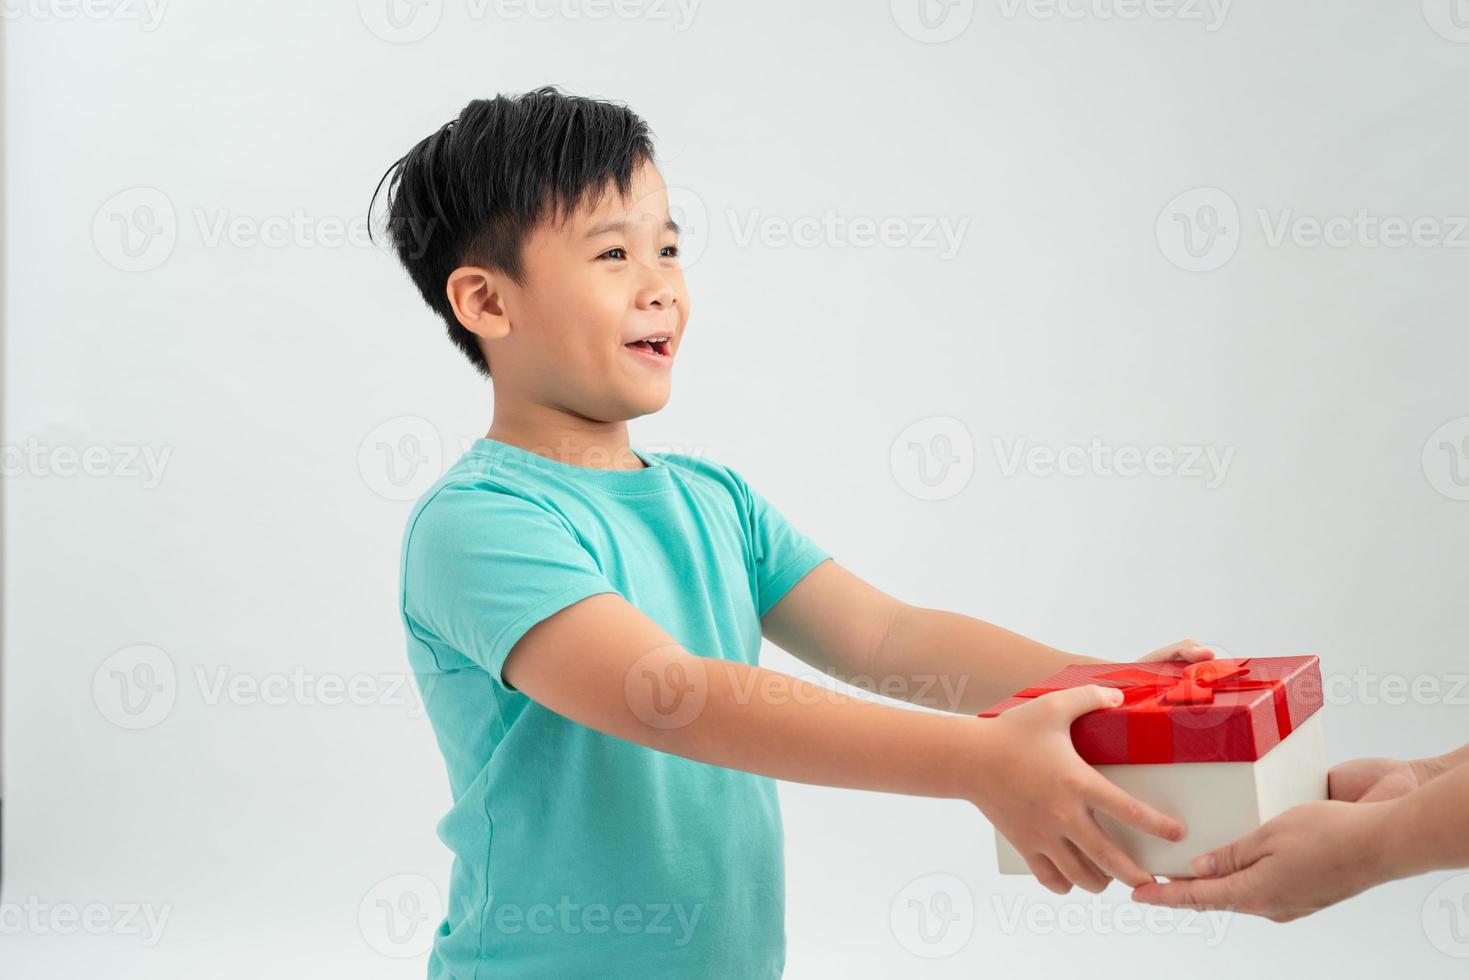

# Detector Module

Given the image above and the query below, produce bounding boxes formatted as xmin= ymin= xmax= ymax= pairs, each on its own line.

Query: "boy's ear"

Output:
xmin=446 ymin=265 xmax=511 ymax=342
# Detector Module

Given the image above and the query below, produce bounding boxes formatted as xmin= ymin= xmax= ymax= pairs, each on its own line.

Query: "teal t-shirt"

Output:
xmin=398 ymin=437 xmax=831 ymax=979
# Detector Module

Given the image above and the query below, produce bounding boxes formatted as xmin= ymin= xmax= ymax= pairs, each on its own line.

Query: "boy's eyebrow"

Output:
xmin=583 ymin=216 xmax=680 ymax=238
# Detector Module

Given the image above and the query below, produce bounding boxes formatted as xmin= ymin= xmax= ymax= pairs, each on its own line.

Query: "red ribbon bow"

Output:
xmin=1013 ymin=658 xmax=1295 ymax=763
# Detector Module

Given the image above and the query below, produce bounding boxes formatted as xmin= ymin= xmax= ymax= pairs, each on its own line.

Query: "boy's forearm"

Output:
xmin=871 ymin=604 xmax=1102 ymax=714
xmin=508 ymin=594 xmax=997 ymax=801
xmin=630 ymin=656 xmax=993 ymax=801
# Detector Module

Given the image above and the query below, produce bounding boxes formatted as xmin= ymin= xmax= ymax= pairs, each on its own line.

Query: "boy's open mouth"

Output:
xmin=624 ymin=335 xmax=672 ymax=361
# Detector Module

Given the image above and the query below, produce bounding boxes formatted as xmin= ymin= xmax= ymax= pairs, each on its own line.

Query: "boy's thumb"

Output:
xmin=1047 ymin=684 xmax=1125 ymax=719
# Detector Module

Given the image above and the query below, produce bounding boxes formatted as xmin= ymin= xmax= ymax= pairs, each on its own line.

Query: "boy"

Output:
xmin=376 ymin=85 xmax=1212 ymax=978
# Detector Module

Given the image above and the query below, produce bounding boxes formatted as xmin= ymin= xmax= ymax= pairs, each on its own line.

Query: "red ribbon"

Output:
xmin=1011 ymin=658 xmax=1295 ymax=763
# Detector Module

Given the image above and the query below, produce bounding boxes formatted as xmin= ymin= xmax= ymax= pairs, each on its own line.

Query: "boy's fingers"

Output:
xmin=1090 ymin=779 xmax=1186 ymax=843
xmin=1052 ymin=840 xmax=1111 ymax=894
xmin=1069 ymin=840 xmax=1113 ymax=890
xmin=1175 ymin=643 xmax=1215 ymax=663
xmin=1071 ymin=818 xmax=1153 ymax=888
xmin=1043 ymin=684 xmax=1124 ymax=720
xmin=1024 ymin=853 xmax=1072 ymax=895
xmin=1143 ymin=639 xmax=1215 ymax=663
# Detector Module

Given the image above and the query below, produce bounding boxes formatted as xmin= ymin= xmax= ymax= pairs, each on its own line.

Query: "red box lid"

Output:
xmin=977 ymin=656 xmax=1323 ymax=764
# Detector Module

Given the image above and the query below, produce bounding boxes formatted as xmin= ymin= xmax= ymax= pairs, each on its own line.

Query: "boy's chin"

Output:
xmin=620 ymin=382 xmax=672 ymax=417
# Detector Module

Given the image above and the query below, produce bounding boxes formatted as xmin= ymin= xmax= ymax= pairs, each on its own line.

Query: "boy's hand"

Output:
xmin=974 ymin=684 xmax=1186 ymax=894
xmin=1140 ymin=639 xmax=1216 ymax=664
xmin=970 ymin=639 xmax=1206 ymax=893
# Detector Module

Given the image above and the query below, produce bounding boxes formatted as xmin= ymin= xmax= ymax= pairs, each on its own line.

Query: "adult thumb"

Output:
xmin=1191 ymin=827 xmax=1266 ymax=878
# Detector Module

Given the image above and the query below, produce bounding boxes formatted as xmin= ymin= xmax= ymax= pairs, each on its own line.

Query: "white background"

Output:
xmin=5 ymin=0 xmax=1469 ymax=976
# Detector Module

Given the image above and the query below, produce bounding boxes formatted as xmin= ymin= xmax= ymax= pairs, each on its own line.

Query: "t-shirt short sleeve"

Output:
xmin=402 ymin=483 xmax=622 ymax=686
xmin=733 ymin=473 xmax=832 ymax=618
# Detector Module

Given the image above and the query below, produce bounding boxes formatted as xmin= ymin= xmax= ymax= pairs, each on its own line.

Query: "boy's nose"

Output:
xmin=637 ymin=277 xmax=679 ymax=311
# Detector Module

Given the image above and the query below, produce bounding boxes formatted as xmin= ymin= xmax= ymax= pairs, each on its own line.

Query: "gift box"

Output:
xmin=979 ymin=656 xmax=1328 ymax=879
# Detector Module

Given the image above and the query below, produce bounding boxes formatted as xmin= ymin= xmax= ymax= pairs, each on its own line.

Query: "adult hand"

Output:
xmin=1329 ymin=756 xmax=1433 ymax=803
xmin=1129 ymin=799 xmax=1398 ymax=922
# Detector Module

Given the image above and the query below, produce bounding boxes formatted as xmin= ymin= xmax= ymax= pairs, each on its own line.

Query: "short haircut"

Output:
xmin=370 ymin=85 xmax=657 ymax=377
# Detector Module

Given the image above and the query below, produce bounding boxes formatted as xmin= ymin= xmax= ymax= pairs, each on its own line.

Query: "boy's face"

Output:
xmin=484 ymin=160 xmax=688 ymax=423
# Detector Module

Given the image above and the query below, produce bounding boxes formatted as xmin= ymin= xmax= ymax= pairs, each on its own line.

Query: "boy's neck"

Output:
xmin=485 ymin=410 xmax=647 ymax=472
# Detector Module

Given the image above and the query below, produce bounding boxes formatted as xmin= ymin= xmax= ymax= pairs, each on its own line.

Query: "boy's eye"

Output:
xmin=598 ymin=245 xmax=680 ymax=261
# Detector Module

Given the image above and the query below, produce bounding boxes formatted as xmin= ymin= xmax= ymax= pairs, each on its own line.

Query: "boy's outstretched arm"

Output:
xmin=760 ymin=559 xmax=1212 ymax=714
xmin=503 ymin=590 xmax=1186 ymax=893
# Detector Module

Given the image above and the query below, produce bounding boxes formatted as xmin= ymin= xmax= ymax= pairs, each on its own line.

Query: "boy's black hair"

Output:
xmin=369 ymin=85 xmax=656 ymax=377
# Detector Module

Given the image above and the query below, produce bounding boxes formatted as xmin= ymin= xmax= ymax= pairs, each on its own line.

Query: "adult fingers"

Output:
xmin=1190 ymin=824 xmax=1269 ymax=879
xmin=1131 ymin=874 xmax=1242 ymax=911
xmin=1327 ymin=758 xmax=1398 ymax=802
xmin=1356 ymin=772 xmax=1417 ymax=803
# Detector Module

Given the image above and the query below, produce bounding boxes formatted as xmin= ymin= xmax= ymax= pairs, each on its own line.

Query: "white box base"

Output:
xmin=996 ymin=710 xmax=1327 ymax=879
